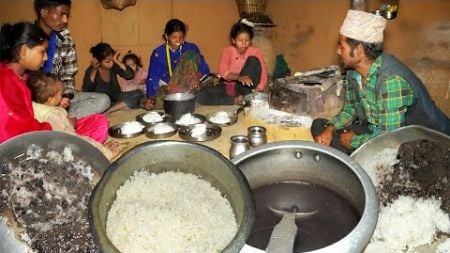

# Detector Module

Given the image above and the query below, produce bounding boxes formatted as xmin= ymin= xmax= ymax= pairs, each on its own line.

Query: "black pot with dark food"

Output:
xmin=163 ymin=92 xmax=196 ymax=120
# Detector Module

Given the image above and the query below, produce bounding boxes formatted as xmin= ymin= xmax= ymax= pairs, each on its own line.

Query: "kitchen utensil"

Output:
xmin=145 ymin=122 xmax=178 ymax=139
xmin=89 ymin=140 xmax=255 ymax=253
xmin=265 ymin=205 xmax=318 ymax=253
xmin=232 ymin=141 xmax=378 ymax=253
xmin=207 ymin=111 xmax=238 ymax=127
xmin=174 ymin=113 xmax=206 ymax=127
xmin=108 ymin=121 xmax=146 ymax=138
xmin=136 ymin=111 xmax=172 ymax=126
xmin=0 ymin=131 xmax=110 ymax=253
xmin=247 ymin=126 xmax=267 ymax=147
xmin=229 ymin=135 xmax=251 ymax=159
xmin=163 ymin=93 xmax=196 ymax=120
xmin=178 ymin=123 xmax=222 ymax=142
xmin=234 ymin=100 xmax=251 ymax=115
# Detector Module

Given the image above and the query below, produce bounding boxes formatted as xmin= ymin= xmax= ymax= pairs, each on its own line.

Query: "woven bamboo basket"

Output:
xmin=100 ymin=0 xmax=136 ymax=10
xmin=235 ymin=0 xmax=267 ymax=16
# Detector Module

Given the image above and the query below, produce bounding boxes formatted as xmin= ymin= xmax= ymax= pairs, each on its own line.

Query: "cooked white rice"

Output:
xmin=153 ymin=124 xmax=174 ymax=134
xmin=364 ymin=196 xmax=450 ymax=253
xmin=106 ymin=171 xmax=238 ymax=253
xmin=436 ymin=238 xmax=450 ymax=253
xmin=191 ymin=124 xmax=207 ymax=137
xmin=142 ymin=112 xmax=164 ymax=123
xmin=362 ymin=147 xmax=450 ymax=253
xmin=176 ymin=113 xmax=201 ymax=125
xmin=209 ymin=112 xmax=230 ymax=124
xmin=121 ymin=121 xmax=145 ymax=134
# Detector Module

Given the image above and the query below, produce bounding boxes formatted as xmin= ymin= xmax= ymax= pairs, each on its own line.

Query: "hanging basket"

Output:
xmin=235 ymin=0 xmax=267 ymax=17
xmin=100 ymin=0 xmax=136 ymax=10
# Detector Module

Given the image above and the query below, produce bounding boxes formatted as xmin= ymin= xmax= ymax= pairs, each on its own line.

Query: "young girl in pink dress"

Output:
xmin=196 ymin=19 xmax=268 ymax=105
xmin=0 ymin=22 xmax=52 ymax=143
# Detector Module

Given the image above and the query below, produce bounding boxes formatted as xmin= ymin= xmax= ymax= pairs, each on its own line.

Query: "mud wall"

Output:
xmin=1 ymin=0 xmax=449 ymax=116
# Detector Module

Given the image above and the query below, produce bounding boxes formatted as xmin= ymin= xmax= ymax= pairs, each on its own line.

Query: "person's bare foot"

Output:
xmin=104 ymin=140 xmax=120 ymax=160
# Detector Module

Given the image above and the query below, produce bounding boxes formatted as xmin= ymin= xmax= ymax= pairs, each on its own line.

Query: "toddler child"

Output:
xmin=27 ymin=72 xmax=119 ymax=160
xmin=118 ymin=51 xmax=147 ymax=93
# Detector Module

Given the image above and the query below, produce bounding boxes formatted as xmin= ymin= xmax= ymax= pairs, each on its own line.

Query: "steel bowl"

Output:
xmin=233 ymin=141 xmax=378 ymax=253
xmin=89 ymin=140 xmax=255 ymax=253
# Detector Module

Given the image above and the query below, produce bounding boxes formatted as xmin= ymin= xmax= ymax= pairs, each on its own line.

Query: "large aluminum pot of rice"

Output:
xmin=89 ymin=140 xmax=255 ymax=253
xmin=232 ymin=140 xmax=378 ymax=253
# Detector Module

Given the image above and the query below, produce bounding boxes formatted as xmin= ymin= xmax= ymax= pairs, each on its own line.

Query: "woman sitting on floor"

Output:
xmin=142 ymin=18 xmax=210 ymax=110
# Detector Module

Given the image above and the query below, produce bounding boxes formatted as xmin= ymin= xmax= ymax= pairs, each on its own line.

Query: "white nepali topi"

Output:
xmin=340 ymin=9 xmax=387 ymax=43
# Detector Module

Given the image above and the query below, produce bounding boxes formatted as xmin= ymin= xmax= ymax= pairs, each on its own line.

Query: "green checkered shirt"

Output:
xmin=330 ymin=55 xmax=415 ymax=149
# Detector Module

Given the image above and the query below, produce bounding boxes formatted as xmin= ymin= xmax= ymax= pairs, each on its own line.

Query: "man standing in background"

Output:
xmin=35 ymin=0 xmax=110 ymax=118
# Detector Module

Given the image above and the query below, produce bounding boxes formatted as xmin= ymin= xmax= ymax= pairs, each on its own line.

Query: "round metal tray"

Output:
xmin=206 ymin=111 xmax=238 ymax=127
xmin=178 ymin=123 xmax=222 ymax=142
xmin=136 ymin=111 xmax=172 ymax=126
xmin=108 ymin=121 xmax=146 ymax=138
xmin=174 ymin=113 xmax=206 ymax=127
xmin=145 ymin=122 xmax=178 ymax=139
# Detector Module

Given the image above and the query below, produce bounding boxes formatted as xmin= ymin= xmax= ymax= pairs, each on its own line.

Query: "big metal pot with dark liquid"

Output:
xmin=233 ymin=141 xmax=378 ymax=253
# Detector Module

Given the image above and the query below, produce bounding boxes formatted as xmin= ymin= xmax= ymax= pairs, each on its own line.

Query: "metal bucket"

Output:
xmin=89 ymin=140 xmax=255 ymax=253
xmin=163 ymin=92 xmax=196 ymax=120
xmin=232 ymin=141 xmax=378 ymax=253
xmin=0 ymin=131 xmax=110 ymax=253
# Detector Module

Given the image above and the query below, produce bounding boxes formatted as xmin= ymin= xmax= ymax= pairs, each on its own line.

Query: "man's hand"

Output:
xmin=340 ymin=130 xmax=356 ymax=151
xmin=60 ymin=97 xmax=71 ymax=109
xmin=315 ymin=125 xmax=334 ymax=146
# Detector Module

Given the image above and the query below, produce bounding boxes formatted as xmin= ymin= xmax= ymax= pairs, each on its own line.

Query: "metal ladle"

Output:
xmin=265 ymin=205 xmax=317 ymax=253
xmin=180 ymin=73 xmax=222 ymax=99
xmin=233 ymin=100 xmax=251 ymax=116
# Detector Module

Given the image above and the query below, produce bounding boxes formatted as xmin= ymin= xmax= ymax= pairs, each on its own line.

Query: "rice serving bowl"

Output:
xmin=106 ymin=170 xmax=238 ymax=253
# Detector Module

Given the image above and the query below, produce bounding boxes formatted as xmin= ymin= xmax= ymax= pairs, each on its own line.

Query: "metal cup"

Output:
xmin=247 ymin=126 xmax=267 ymax=147
xmin=230 ymin=135 xmax=251 ymax=159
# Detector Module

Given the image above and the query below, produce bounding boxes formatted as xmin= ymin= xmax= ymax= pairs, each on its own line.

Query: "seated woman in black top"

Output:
xmin=83 ymin=42 xmax=144 ymax=114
